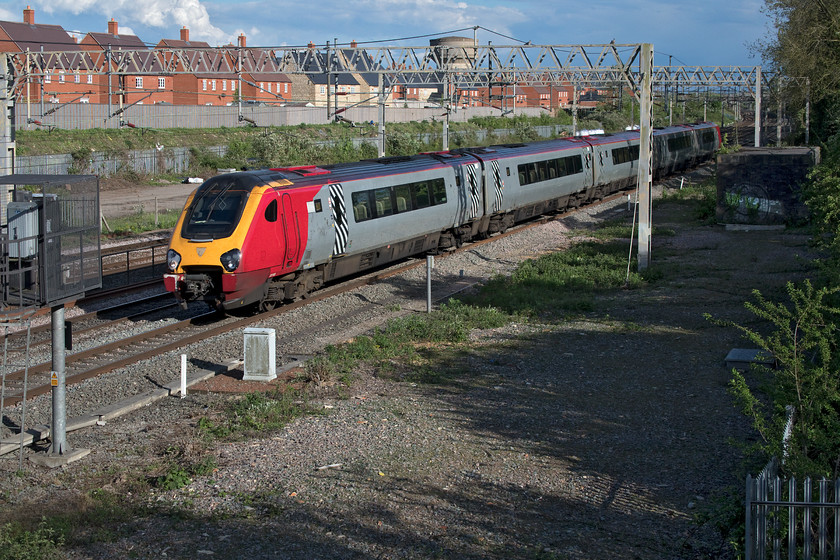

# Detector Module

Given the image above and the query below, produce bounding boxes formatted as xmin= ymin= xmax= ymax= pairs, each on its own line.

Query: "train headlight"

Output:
xmin=166 ymin=249 xmax=181 ymax=272
xmin=220 ymin=248 xmax=241 ymax=272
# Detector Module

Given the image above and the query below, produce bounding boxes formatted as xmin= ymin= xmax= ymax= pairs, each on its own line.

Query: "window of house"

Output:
xmin=320 ymin=86 xmax=325 ymax=94
xmin=284 ymin=83 xmax=288 ymax=93
xmin=158 ymin=77 xmax=165 ymax=89
xmin=58 ymin=72 xmax=65 ymax=83
xmin=74 ymin=74 xmax=80 ymax=83
xmin=211 ymin=80 xmax=216 ymax=91
xmin=222 ymin=80 xmax=227 ymax=91
xmin=135 ymin=77 xmax=143 ymax=89
xmin=87 ymin=74 xmax=93 ymax=84
xmin=202 ymin=80 xmax=207 ymax=91
xmin=44 ymin=74 xmax=51 ymax=84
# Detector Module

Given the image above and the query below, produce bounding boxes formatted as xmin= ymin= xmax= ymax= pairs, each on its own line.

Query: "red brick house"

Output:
xmin=0 ymin=6 xmax=85 ymax=105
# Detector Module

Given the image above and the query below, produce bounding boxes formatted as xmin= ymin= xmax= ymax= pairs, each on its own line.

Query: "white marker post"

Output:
xmin=426 ymin=255 xmax=434 ymax=313
xmin=180 ymin=354 xmax=187 ymax=398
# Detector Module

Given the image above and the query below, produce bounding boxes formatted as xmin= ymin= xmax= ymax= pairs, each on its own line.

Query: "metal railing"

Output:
xmin=746 ymin=474 xmax=840 ymax=560
xmin=744 ymin=407 xmax=840 ymax=560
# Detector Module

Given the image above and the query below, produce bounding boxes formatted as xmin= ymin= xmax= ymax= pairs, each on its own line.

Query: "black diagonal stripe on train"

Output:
xmin=467 ymin=163 xmax=480 ymax=219
xmin=491 ymin=160 xmax=504 ymax=212
xmin=330 ymin=183 xmax=348 ymax=255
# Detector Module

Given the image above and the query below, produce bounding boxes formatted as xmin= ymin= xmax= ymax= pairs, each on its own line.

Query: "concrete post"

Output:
xmin=637 ymin=44 xmax=654 ymax=271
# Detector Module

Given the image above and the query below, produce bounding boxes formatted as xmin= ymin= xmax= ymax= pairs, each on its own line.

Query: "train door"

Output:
xmin=280 ymin=192 xmax=300 ymax=268
xmin=456 ymin=162 xmax=482 ymax=224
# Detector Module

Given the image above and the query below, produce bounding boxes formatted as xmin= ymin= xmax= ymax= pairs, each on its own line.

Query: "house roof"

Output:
xmin=0 ymin=20 xmax=79 ymax=53
xmin=249 ymin=72 xmax=291 ymax=82
xmin=156 ymin=38 xmax=212 ymax=49
xmin=84 ymin=31 xmax=147 ymax=50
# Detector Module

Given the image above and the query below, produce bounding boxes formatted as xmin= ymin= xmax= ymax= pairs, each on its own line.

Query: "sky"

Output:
xmin=0 ymin=0 xmax=770 ymax=67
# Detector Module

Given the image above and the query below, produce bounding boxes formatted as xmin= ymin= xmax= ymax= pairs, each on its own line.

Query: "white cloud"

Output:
xmin=37 ymin=0 xmax=233 ymax=45
xmin=0 ymin=7 xmax=18 ymax=22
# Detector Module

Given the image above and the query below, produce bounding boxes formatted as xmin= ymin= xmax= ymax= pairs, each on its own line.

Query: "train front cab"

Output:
xmin=164 ymin=173 xmax=295 ymax=311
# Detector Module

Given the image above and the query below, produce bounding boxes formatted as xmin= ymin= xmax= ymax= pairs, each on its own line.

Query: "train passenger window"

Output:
xmin=538 ymin=161 xmax=548 ymax=182
xmin=351 ymin=191 xmax=372 ymax=222
xmin=264 ymin=199 xmax=278 ymax=222
xmin=432 ymin=179 xmax=447 ymax=204
xmin=414 ymin=182 xmax=431 ymax=208
xmin=517 ymin=164 xmax=527 ymax=184
xmin=567 ymin=155 xmax=583 ymax=175
xmin=506 ymin=167 xmax=511 ymax=176
xmin=394 ymin=184 xmax=412 ymax=213
xmin=374 ymin=187 xmax=394 ymax=217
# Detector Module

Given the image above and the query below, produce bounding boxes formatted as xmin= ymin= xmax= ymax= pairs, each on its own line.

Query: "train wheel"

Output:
xmin=259 ymin=299 xmax=277 ymax=312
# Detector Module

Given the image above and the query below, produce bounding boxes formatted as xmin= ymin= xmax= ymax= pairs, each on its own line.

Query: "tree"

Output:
xmin=758 ymin=0 xmax=840 ymax=103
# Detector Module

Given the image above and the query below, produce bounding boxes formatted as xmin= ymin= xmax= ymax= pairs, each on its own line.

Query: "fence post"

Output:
xmin=788 ymin=477 xmax=796 ymax=560
xmin=746 ymin=474 xmax=754 ymax=560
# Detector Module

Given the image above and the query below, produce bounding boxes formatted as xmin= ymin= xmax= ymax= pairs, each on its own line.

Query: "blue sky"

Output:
xmin=0 ymin=0 xmax=769 ymax=67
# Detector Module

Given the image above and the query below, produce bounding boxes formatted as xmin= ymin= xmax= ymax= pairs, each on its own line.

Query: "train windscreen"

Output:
xmin=181 ymin=174 xmax=259 ymax=240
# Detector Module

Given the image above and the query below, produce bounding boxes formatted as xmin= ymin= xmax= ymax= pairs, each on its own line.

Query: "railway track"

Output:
xmin=2 ymin=187 xmax=630 ymax=404
xmin=0 ymin=178 xmax=674 ymax=453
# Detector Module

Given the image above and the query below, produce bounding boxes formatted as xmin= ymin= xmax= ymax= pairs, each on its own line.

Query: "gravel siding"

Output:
xmin=1 ymin=168 xmax=813 ymax=559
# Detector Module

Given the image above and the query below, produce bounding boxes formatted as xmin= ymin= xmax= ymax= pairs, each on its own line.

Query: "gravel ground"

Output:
xmin=0 ymin=168 xmax=818 ymax=559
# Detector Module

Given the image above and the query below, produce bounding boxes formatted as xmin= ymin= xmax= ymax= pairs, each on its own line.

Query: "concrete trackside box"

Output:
xmin=716 ymin=147 xmax=820 ymax=225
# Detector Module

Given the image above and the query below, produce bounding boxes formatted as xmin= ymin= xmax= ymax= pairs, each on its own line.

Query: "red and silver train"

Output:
xmin=164 ymin=123 xmax=721 ymax=312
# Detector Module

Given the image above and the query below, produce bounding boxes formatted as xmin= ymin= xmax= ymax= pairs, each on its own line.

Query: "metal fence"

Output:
xmin=15 ymin=103 xmax=546 ymax=132
xmin=746 ymin=408 xmax=840 ymax=560
xmin=746 ymin=473 xmax=840 ymax=560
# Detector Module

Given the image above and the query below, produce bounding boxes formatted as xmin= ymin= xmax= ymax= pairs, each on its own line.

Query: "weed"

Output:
xmin=198 ymin=389 xmax=314 ymax=440
xmin=0 ymin=520 xmax=64 ymax=560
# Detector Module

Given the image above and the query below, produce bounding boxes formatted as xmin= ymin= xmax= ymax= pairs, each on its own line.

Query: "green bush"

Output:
xmin=0 ymin=521 xmax=64 ymax=560
xmin=719 ymin=280 xmax=840 ymax=479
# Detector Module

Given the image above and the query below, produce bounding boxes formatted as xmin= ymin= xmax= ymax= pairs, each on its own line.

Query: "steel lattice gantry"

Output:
xmin=0 ymin=44 xmax=784 ymax=270
xmin=4 ymin=43 xmax=774 ymax=91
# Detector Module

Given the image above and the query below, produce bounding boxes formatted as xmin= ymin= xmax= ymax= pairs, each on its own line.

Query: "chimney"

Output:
xmin=350 ymin=40 xmax=357 ymax=48
xmin=180 ymin=27 xmax=189 ymax=42
xmin=108 ymin=18 xmax=118 ymax=35
xmin=23 ymin=6 xmax=34 ymax=25
xmin=238 ymin=34 xmax=246 ymax=48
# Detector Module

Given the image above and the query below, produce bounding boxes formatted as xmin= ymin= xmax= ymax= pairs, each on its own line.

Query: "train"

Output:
xmin=164 ymin=122 xmax=721 ymax=312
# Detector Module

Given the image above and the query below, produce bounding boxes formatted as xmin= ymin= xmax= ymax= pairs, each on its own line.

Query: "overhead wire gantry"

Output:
xmin=0 ymin=42 xmax=788 ymax=269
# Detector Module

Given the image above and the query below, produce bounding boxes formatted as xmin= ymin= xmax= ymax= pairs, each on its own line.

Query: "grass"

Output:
xmin=197 ymin=388 xmax=315 ymax=440
xmin=466 ymin=238 xmax=645 ymax=316
xmin=657 ymin=177 xmax=719 ymax=223
xmin=15 ymin=114 xmax=576 ymax=158
xmin=103 ymin=209 xmax=182 ymax=237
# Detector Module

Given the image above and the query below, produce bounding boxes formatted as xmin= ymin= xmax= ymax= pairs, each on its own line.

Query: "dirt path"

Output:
xmin=99 ymin=180 xmax=198 ymax=219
